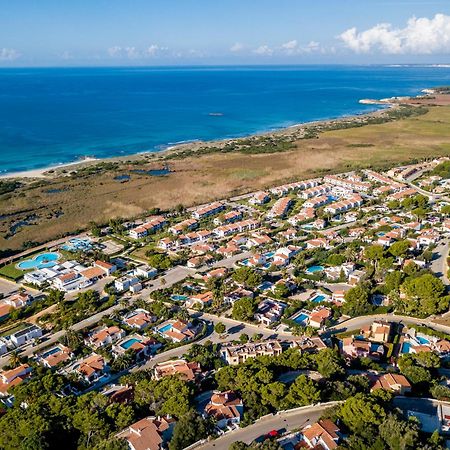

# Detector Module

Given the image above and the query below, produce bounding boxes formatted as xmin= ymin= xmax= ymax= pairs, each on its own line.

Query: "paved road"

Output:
xmin=197 ymin=402 xmax=342 ymax=450
xmin=328 ymin=313 xmax=450 ymax=336
xmin=430 ymin=238 xmax=449 ymax=286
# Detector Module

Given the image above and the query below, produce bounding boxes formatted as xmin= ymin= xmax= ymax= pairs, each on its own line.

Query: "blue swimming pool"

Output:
xmin=258 ymin=281 xmax=273 ymax=291
xmin=306 ymin=265 xmax=324 ymax=274
xmin=171 ymin=295 xmax=188 ymax=302
xmin=416 ymin=336 xmax=430 ymax=345
xmin=17 ymin=252 xmax=60 ymax=270
xmin=293 ymin=313 xmax=309 ymax=325
xmin=41 ymin=346 xmax=61 ymax=358
xmin=61 ymin=238 xmax=92 ymax=252
xmin=121 ymin=338 xmax=141 ymax=349
xmin=311 ymin=294 xmax=326 ymax=303
xmin=158 ymin=324 xmax=172 ymax=333
xmin=401 ymin=342 xmax=411 ymax=354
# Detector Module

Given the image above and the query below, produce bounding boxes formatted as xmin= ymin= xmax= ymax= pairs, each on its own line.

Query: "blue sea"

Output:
xmin=1 ymin=65 xmax=450 ymax=174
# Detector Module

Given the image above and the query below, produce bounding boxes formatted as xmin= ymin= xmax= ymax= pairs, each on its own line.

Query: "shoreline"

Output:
xmin=0 ymin=93 xmax=422 ymax=180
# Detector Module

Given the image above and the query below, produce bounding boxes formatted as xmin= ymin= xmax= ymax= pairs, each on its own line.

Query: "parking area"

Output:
xmin=0 ymin=278 xmax=20 ymax=297
xmin=101 ymin=239 xmax=124 ymax=255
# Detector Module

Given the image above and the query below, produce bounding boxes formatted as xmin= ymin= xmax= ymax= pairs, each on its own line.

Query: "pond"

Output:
xmin=131 ymin=168 xmax=170 ymax=176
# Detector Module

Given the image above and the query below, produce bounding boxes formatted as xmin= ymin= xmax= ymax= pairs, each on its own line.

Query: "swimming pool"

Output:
xmin=292 ymin=312 xmax=309 ymax=325
xmin=121 ymin=338 xmax=141 ymax=349
xmin=306 ymin=265 xmax=324 ymax=274
xmin=17 ymin=252 xmax=60 ymax=270
xmin=62 ymin=238 xmax=93 ymax=252
xmin=311 ymin=294 xmax=326 ymax=303
xmin=158 ymin=324 xmax=172 ymax=333
xmin=416 ymin=336 xmax=430 ymax=345
xmin=258 ymin=281 xmax=273 ymax=291
xmin=401 ymin=342 xmax=411 ymax=354
xmin=41 ymin=346 xmax=61 ymax=358
xmin=171 ymin=294 xmax=188 ymax=302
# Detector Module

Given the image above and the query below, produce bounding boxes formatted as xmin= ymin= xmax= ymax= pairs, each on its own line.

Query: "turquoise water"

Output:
xmin=306 ymin=265 xmax=324 ymax=274
xmin=2 ymin=65 xmax=450 ymax=174
xmin=121 ymin=338 xmax=141 ymax=349
xmin=170 ymin=294 xmax=188 ymax=302
xmin=61 ymin=238 xmax=92 ymax=252
xmin=158 ymin=324 xmax=172 ymax=333
xmin=17 ymin=252 xmax=60 ymax=270
xmin=416 ymin=336 xmax=430 ymax=345
xmin=401 ymin=342 xmax=411 ymax=354
xmin=311 ymin=294 xmax=326 ymax=303
xmin=293 ymin=313 xmax=309 ymax=325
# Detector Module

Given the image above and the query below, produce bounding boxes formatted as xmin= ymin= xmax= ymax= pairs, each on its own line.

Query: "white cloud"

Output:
xmin=280 ymin=40 xmax=321 ymax=55
xmin=0 ymin=48 xmax=20 ymax=61
xmin=282 ymin=40 xmax=298 ymax=51
xmin=254 ymin=45 xmax=273 ymax=56
xmin=108 ymin=46 xmax=123 ymax=57
xmin=108 ymin=45 xmax=169 ymax=59
xmin=230 ymin=42 xmax=244 ymax=52
xmin=339 ymin=13 xmax=450 ymax=54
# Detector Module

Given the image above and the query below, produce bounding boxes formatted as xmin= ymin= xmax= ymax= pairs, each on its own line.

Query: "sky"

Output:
xmin=2 ymin=0 xmax=450 ymax=66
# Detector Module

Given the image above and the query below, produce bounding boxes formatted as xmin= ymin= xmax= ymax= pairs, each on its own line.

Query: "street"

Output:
xmin=197 ymin=402 xmax=342 ymax=450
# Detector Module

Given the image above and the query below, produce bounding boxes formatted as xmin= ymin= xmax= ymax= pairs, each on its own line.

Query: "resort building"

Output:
xmin=360 ymin=321 xmax=392 ymax=343
xmin=267 ymin=197 xmax=292 ymax=218
xmin=129 ymin=216 xmax=167 ymax=239
xmin=71 ymin=353 xmax=108 ymax=384
xmin=9 ymin=324 xmax=42 ymax=347
xmin=204 ymin=391 xmax=243 ymax=429
xmin=154 ymin=319 xmax=197 ymax=343
xmin=123 ymin=309 xmax=155 ymax=330
xmin=371 ymin=373 xmax=412 ymax=395
xmin=220 ymin=340 xmax=283 ymax=365
xmin=117 ymin=416 xmax=176 ymax=450
xmin=192 ymin=202 xmax=225 ymax=220
xmin=249 ymin=191 xmax=270 ymax=205
xmin=37 ymin=344 xmax=73 ymax=369
xmin=85 ymin=326 xmax=125 ymax=349
xmin=154 ymin=359 xmax=202 ymax=381
xmin=301 ymin=419 xmax=341 ymax=450
xmin=169 ymin=218 xmax=198 ymax=235
xmin=0 ymin=364 xmax=32 ymax=397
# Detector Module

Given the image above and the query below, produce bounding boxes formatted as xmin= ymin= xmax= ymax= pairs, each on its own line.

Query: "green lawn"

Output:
xmin=0 ymin=264 xmax=25 ymax=281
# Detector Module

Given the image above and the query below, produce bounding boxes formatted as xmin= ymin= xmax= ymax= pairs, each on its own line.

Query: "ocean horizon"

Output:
xmin=1 ymin=64 xmax=450 ymax=174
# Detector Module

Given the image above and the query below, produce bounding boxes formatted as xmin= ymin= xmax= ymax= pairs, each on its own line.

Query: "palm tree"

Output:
xmin=9 ymin=350 xmax=21 ymax=368
xmin=64 ymin=328 xmax=82 ymax=350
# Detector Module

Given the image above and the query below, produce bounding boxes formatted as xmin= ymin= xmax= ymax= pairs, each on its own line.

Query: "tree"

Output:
xmin=214 ymin=322 xmax=226 ymax=335
xmin=389 ymin=240 xmax=410 ymax=258
xmin=339 ymin=394 xmax=386 ymax=435
xmin=232 ymin=297 xmax=256 ymax=321
xmin=315 ymin=348 xmax=345 ymax=379
xmin=89 ymin=221 xmax=102 ymax=237
xmin=365 ymin=245 xmax=384 ymax=262
xmin=342 ymin=286 xmax=372 ymax=317
xmin=430 ymin=384 xmax=450 ymax=401
xmin=379 ymin=413 xmax=420 ymax=450
xmin=145 ymin=253 xmax=172 ymax=270
xmin=384 ymin=271 xmax=403 ymax=293
xmin=232 ymin=267 xmax=262 ymax=289
xmin=8 ymin=350 xmax=21 ymax=368
xmin=401 ymin=274 xmax=447 ymax=316
xmin=239 ymin=333 xmax=249 ymax=344
xmin=169 ymin=411 xmax=213 ymax=450
xmin=285 ymin=375 xmax=320 ymax=407
xmin=260 ymin=382 xmax=287 ymax=409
